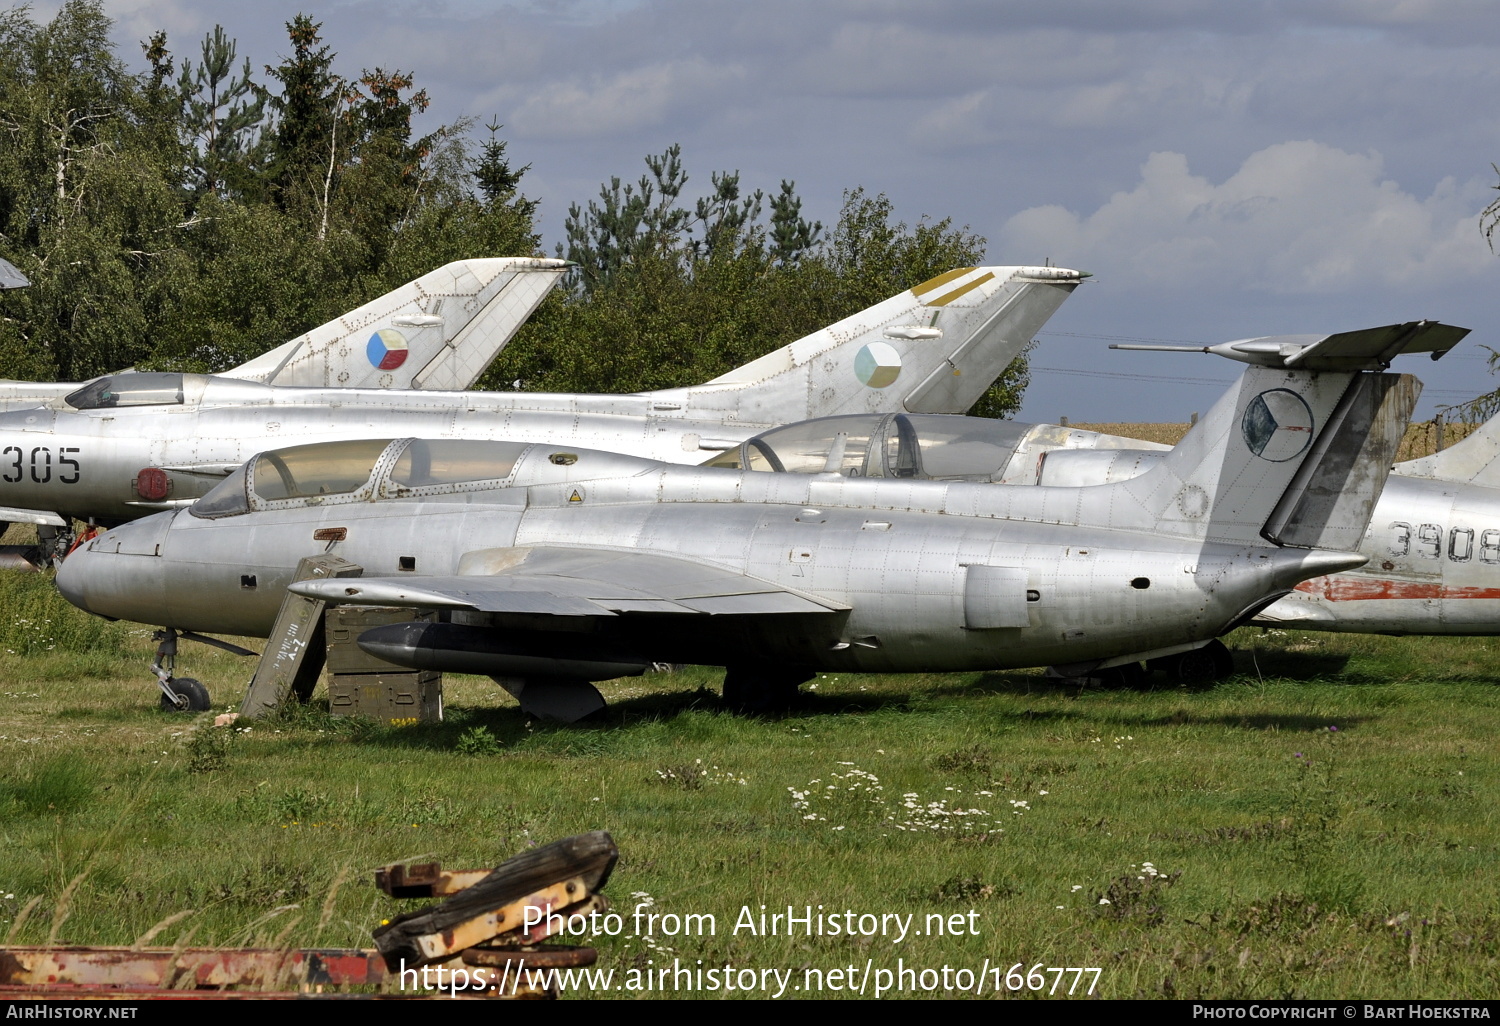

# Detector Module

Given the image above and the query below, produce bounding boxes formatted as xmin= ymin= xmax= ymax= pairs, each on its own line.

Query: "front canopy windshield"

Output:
xmin=190 ymin=463 xmax=251 ymax=519
xmin=707 ymin=413 xmax=1032 ymax=482
xmin=65 ymin=373 xmax=184 ymax=410
xmin=251 ymin=438 xmax=393 ymax=502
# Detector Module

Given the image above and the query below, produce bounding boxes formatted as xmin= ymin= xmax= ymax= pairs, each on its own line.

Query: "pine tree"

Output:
xmin=178 ymin=25 xmax=266 ymax=196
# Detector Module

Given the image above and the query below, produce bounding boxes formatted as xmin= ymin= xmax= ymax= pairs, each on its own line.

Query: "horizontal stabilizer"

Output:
xmin=1250 ymin=594 xmax=1338 ymax=625
xmin=1113 ymin=320 xmax=1468 ymax=371
xmin=291 ymin=546 xmax=847 ymax=617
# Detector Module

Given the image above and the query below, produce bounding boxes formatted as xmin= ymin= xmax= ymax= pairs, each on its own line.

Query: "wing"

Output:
xmin=288 ymin=546 xmax=847 ymax=617
xmin=0 ymin=505 xmax=66 ymax=527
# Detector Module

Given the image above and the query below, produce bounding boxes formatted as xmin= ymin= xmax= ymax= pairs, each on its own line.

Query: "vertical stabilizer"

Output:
xmin=653 ymin=265 xmax=1086 ymax=425
xmin=1396 ymin=413 xmax=1500 ymax=488
xmin=1109 ymin=323 xmax=1453 ymax=547
xmin=222 ymin=258 xmax=567 ymax=390
xmin=1260 ymin=373 xmax=1420 ymax=550
xmin=1117 ymin=366 xmax=1364 ymax=545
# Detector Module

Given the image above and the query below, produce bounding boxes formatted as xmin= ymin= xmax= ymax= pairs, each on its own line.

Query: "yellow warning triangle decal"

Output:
xmin=569 ymin=490 xmax=583 ymax=503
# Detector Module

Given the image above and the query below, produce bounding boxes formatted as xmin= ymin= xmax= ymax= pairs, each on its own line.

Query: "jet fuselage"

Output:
xmin=59 ymin=449 xmax=1359 ymax=674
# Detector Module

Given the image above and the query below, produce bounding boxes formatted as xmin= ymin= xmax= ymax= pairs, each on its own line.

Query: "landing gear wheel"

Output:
xmin=722 ymin=665 xmax=814 ymax=713
xmin=159 ymin=677 xmax=211 ymax=713
xmin=1157 ymin=640 xmax=1233 ymax=684
xmin=1091 ymin=662 xmax=1145 ymax=688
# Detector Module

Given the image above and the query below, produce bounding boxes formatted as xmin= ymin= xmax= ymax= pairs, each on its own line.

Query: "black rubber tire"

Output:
xmin=1091 ymin=662 xmax=1145 ymax=688
xmin=159 ymin=677 xmax=211 ymax=713
xmin=1168 ymin=640 xmax=1234 ymax=683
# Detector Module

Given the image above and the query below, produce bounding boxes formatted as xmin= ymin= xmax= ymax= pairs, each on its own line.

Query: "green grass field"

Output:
xmin=0 ymin=567 xmax=1497 ymax=999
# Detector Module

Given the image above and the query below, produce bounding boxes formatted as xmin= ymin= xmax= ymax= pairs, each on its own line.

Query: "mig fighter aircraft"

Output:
xmin=0 ymin=257 xmax=568 ymax=413
xmin=57 ymin=326 xmax=1428 ymax=716
xmin=0 ymin=265 xmax=1085 ymax=537
xmin=0 ymin=257 xmax=569 ymax=539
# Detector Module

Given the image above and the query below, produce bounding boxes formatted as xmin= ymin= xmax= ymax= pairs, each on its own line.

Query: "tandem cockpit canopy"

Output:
xmin=190 ymin=438 xmax=533 ymax=519
xmin=64 ymin=372 xmax=185 ymax=410
xmin=705 ymin=413 xmax=1032 ymax=482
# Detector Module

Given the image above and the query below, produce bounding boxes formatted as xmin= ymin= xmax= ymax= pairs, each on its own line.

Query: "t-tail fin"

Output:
xmin=1113 ymin=323 xmax=1452 ymax=547
xmin=221 ymin=257 xmax=567 ymax=389
xmin=652 ymin=265 xmax=1087 ymax=425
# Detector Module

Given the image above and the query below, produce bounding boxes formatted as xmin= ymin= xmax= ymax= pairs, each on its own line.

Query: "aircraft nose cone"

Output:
xmin=54 ymin=513 xmax=177 ymax=623
xmin=55 ymin=540 xmax=93 ymax=613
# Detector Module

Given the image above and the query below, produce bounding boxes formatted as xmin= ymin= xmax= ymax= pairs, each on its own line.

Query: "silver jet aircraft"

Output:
xmin=1251 ymin=411 xmax=1500 ymax=634
xmin=0 ymin=257 xmax=568 ymax=413
xmin=888 ymin=322 xmax=1489 ymax=638
xmin=57 ymin=328 xmax=1426 ymax=716
xmin=0 ymin=266 xmax=1085 ymax=533
xmin=0 ymin=257 xmax=568 ymax=538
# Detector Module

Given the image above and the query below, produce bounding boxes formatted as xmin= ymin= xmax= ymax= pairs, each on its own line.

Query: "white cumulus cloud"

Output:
xmin=998 ymin=141 xmax=1494 ymax=294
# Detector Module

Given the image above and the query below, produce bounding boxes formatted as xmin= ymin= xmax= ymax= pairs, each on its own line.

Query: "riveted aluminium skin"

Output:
xmin=58 ymin=357 xmax=1410 ymax=680
xmin=0 ymin=266 xmax=1084 ymax=527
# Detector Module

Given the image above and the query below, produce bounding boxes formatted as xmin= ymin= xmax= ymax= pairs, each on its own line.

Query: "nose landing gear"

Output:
xmin=150 ymin=628 xmax=257 ymax=712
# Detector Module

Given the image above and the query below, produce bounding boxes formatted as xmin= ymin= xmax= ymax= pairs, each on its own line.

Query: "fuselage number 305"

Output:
xmin=1 ymin=445 xmax=80 ymax=485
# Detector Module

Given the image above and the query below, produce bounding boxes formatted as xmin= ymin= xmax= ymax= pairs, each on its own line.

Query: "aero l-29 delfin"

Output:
xmin=58 ymin=328 xmax=1429 ymax=716
xmin=0 ymin=265 xmax=1086 ymax=533
xmin=888 ymin=321 xmax=1489 ymax=638
xmin=0 ymin=257 xmax=569 ymax=536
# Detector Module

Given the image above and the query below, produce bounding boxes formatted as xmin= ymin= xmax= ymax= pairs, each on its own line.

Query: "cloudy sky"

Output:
xmin=46 ymin=0 xmax=1500 ymax=420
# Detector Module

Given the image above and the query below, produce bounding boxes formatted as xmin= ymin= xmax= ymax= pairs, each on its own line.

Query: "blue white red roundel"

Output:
xmin=367 ymin=328 xmax=409 ymax=370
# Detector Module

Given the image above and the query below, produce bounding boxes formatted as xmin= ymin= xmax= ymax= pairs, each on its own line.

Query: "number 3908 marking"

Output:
xmin=1 ymin=446 xmax=80 ymax=485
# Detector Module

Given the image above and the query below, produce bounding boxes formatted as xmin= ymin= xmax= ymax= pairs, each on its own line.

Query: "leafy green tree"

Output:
xmin=0 ymin=0 xmax=184 ymax=380
xmin=0 ymin=13 xmax=1018 ymax=420
xmin=768 ymin=178 xmax=822 ymax=265
xmin=474 ymin=119 xmax=528 ymax=205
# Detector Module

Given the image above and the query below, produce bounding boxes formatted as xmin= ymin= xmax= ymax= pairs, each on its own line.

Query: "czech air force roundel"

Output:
xmin=367 ymin=328 xmax=409 ymax=370
xmin=854 ymin=341 xmax=902 ymax=388
xmin=1241 ymin=388 xmax=1314 ymax=461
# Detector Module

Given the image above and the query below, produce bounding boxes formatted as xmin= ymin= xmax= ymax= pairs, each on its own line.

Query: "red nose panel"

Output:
xmin=134 ymin=467 xmax=171 ymax=501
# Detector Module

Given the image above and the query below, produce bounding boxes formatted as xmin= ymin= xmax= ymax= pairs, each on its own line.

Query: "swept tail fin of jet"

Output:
xmin=1113 ymin=324 xmax=1447 ymax=548
xmin=1396 ymin=411 xmax=1500 ymax=489
xmin=221 ymin=257 xmax=568 ymax=390
xmin=648 ymin=265 xmax=1087 ymax=425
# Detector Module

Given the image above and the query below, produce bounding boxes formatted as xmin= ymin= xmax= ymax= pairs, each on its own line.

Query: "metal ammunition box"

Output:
xmin=327 ymin=671 xmax=443 ymax=724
